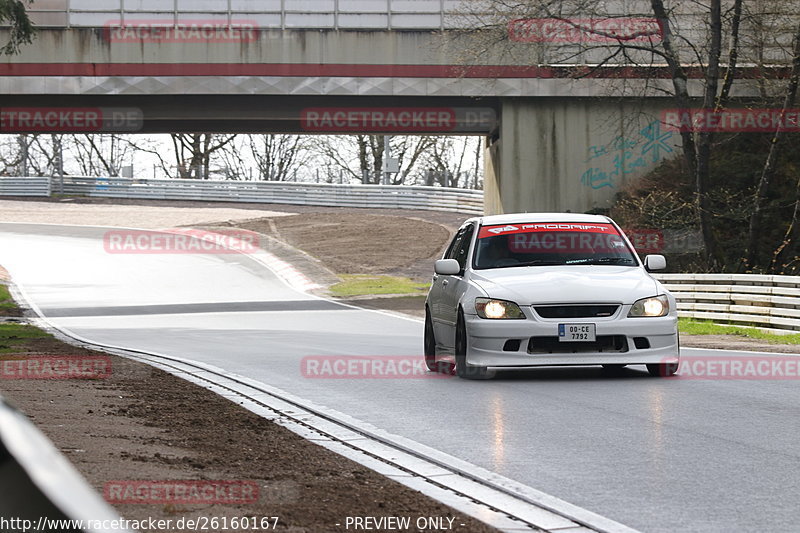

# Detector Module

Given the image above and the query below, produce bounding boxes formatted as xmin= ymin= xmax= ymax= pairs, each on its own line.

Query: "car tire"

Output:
xmin=455 ymin=311 xmax=494 ymax=380
xmin=647 ymin=362 xmax=679 ymax=377
xmin=424 ymin=307 xmax=441 ymax=372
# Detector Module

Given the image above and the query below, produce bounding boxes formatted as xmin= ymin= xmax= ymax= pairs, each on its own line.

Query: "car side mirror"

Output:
xmin=434 ymin=259 xmax=461 ymax=275
xmin=644 ymin=254 xmax=667 ymax=271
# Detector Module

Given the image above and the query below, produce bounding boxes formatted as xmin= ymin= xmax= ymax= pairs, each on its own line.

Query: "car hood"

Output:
xmin=470 ymin=265 xmax=659 ymax=305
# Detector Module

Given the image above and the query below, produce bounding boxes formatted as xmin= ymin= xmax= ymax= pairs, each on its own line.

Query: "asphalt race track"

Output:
xmin=1 ymin=223 xmax=799 ymax=533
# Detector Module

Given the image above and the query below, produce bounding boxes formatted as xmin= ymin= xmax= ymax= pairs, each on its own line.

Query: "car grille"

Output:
xmin=528 ymin=335 xmax=629 ymax=354
xmin=533 ymin=305 xmax=620 ymax=319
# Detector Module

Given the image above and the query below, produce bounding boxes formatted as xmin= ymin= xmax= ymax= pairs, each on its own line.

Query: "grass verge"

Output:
xmin=679 ymin=318 xmax=800 ymax=345
xmin=0 ymin=323 xmax=53 ymax=353
xmin=0 ymin=284 xmax=19 ymax=312
xmin=329 ymin=275 xmax=430 ymax=297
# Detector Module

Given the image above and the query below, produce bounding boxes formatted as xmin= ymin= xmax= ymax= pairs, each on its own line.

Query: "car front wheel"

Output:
xmin=455 ymin=311 xmax=494 ymax=380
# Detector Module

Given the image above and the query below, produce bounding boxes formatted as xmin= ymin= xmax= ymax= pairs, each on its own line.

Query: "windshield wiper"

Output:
xmin=565 ymin=257 xmax=635 ymax=265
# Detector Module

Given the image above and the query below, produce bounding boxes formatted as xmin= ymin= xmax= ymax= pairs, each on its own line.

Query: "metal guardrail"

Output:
xmin=55 ymin=176 xmax=485 ymax=215
xmin=0 ymin=177 xmax=51 ymax=197
xmin=655 ymin=273 xmax=800 ymax=333
xmin=0 ymin=395 xmax=133 ymax=533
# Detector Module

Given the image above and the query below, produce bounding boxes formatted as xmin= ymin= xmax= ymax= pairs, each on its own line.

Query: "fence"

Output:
xmin=655 ymin=274 xmax=800 ymax=333
xmin=0 ymin=177 xmax=51 ymax=197
xmin=54 ymin=175 xmax=485 ymax=214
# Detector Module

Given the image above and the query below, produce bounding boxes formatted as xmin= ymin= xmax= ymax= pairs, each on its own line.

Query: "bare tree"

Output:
xmin=0 ymin=135 xmax=24 ymax=176
xmin=313 ymin=135 xmax=386 ymax=184
xmin=212 ymin=137 xmax=251 ymax=181
xmin=312 ymin=135 xmax=479 ymax=186
xmin=1 ymin=134 xmax=67 ymax=177
xmin=416 ymin=136 xmax=482 ymax=188
xmin=0 ymin=0 xmax=35 ymax=55
xmin=356 ymin=135 xmax=393 ymax=184
xmin=451 ymin=0 xmax=799 ymax=268
xmin=745 ymin=19 xmax=800 ymax=267
xmin=68 ymin=134 xmax=138 ymax=177
xmin=310 ymin=136 xmax=357 ymax=183
xmin=390 ymin=136 xmax=439 ymax=185
xmin=209 ymin=134 xmax=316 ymax=181
xmin=248 ymin=134 xmax=313 ymax=181
xmin=6 ymin=134 xmax=62 ymax=176
xmin=170 ymin=134 xmax=237 ymax=179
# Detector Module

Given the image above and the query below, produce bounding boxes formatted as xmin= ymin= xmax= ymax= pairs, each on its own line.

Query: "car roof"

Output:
xmin=470 ymin=213 xmax=612 ymax=226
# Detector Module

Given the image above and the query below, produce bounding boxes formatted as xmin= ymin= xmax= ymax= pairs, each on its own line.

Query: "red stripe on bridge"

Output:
xmin=0 ymin=63 xmax=788 ymax=79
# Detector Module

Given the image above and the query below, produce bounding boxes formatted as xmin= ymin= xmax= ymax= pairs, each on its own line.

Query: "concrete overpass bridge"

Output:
xmin=0 ymin=1 xmax=725 ymax=214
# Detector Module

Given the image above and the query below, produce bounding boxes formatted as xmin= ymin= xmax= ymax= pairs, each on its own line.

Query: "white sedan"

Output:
xmin=424 ymin=213 xmax=680 ymax=379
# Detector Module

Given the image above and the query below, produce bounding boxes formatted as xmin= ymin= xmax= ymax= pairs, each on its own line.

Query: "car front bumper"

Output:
xmin=464 ymin=313 xmax=679 ymax=368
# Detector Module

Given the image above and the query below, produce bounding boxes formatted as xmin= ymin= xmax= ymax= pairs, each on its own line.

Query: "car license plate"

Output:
xmin=558 ymin=323 xmax=596 ymax=342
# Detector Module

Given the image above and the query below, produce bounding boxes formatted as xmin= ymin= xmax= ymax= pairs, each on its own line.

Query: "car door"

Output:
xmin=439 ymin=223 xmax=474 ymax=349
xmin=430 ymin=226 xmax=467 ymax=346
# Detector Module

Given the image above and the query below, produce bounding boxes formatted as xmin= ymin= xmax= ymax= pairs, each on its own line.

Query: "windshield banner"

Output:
xmin=478 ymin=223 xmax=620 ymax=239
xmin=479 ymin=223 xmax=626 ymax=254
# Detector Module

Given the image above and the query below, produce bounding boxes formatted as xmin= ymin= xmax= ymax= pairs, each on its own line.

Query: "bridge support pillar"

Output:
xmin=483 ymin=98 xmax=678 ymax=215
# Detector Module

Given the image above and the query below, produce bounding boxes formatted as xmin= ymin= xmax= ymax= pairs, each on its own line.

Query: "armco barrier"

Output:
xmin=0 ymin=177 xmax=51 ymax=197
xmin=0 ymin=395 xmax=132 ymax=532
xmin=54 ymin=176 xmax=484 ymax=215
xmin=655 ymin=273 xmax=800 ymax=332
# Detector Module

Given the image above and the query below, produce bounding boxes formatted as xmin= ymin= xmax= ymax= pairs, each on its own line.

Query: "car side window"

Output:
xmin=445 ymin=227 xmax=466 ymax=260
xmin=452 ymin=224 xmax=474 ymax=272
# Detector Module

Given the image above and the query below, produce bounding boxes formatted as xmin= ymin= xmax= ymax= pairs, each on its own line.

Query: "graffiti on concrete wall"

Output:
xmin=580 ymin=120 xmax=674 ymax=190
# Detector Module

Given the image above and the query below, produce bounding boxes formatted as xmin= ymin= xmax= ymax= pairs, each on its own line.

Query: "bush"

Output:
xmin=607 ymin=132 xmax=800 ymax=274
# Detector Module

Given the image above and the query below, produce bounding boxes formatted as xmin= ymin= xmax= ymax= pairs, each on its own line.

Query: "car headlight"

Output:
xmin=475 ymin=298 xmax=526 ymax=319
xmin=628 ymin=295 xmax=670 ymax=317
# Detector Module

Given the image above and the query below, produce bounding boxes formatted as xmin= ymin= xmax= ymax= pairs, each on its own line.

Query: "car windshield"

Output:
xmin=473 ymin=222 xmax=638 ymax=270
